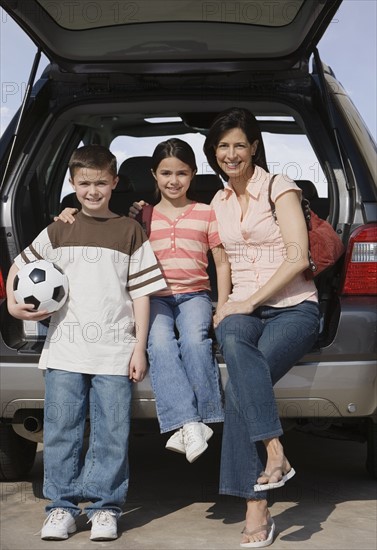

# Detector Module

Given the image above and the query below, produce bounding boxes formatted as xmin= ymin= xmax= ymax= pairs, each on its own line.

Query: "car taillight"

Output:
xmin=341 ymin=224 xmax=377 ymax=295
xmin=0 ymin=268 xmax=6 ymax=300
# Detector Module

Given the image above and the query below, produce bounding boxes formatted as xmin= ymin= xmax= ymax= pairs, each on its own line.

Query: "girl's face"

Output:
xmin=215 ymin=127 xmax=258 ymax=182
xmin=153 ymin=156 xmax=195 ymax=201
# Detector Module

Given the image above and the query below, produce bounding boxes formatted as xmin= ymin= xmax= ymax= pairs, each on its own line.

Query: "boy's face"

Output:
xmin=70 ymin=167 xmax=118 ymax=217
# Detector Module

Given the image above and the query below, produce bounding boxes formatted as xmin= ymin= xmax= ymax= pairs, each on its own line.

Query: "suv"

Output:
xmin=0 ymin=0 xmax=376 ymax=481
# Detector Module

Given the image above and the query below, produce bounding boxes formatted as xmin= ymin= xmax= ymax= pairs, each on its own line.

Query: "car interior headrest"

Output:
xmin=192 ymin=174 xmax=223 ymax=192
xmin=295 ymin=180 xmax=319 ymax=201
xmin=118 ymin=156 xmax=156 ymax=193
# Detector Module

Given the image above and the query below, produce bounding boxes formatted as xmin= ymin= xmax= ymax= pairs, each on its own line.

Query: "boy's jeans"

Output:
xmin=43 ymin=369 xmax=132 ymax=518
xmin=215 ymin=301 xmax=320 ymax=499
xmin=148 ymin=292 xmax=224 ymax=433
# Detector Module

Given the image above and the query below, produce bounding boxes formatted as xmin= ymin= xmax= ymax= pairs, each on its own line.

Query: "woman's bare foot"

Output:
xmin=256 ymin=437 xmax=293 ymax=486
xmin=241 ymin=499 xmax=272 ymax=545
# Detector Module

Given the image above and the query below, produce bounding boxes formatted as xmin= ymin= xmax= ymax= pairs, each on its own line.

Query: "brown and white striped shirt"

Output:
xmin=14 ymin=212 xmax=166 ymax=375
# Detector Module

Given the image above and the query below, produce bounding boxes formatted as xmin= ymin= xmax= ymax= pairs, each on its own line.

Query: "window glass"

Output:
xmin=263 ymin=133 xmax=327 ymax=197
xmin=59 ymin=141 xmax=84 ymax=200
xmin=37 ymin=0 xmax=304 ymax=30
xmin=110 ymin=134 xmax=212 ymax=175
xmin=110 ymin=131 xmax=327 ymax=197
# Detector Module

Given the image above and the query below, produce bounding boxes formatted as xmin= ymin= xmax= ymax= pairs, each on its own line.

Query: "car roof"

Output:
xmin=1 ymin=0 xmax=342 ymax=73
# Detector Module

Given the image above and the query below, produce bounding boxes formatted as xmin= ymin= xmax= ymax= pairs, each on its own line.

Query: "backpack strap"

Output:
xmin=135 ymin=204 xmax=154 ymax=237
xmin=267 ymin=174 xmax=278 ymax=221
xmin=268 ymin=174 xmax=312 ymax=230
xmin=268 ymin=174 xmax=317 ymax=275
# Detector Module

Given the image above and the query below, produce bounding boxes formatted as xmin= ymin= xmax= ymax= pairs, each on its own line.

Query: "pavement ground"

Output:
xmin=0 ymin=428 xmax=376 ymax=550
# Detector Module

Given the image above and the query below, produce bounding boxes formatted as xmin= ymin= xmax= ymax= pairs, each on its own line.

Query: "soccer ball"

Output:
xmin=13 ymin=260 xmax=69 ymax=314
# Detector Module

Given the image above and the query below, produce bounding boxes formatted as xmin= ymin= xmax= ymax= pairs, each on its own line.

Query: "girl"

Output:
xmin=140 ymin=138 xmax=230 ymax=463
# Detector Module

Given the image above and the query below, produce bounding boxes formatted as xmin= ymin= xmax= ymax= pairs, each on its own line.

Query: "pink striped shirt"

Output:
xmin=148 ymin=202 xmax=222 ymax=295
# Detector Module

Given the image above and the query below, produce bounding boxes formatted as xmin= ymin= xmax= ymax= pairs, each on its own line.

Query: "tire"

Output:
xmin=0 ymin=423 xmax=37 ymax=480
xmin=365 ymin=420 xmax=377 ymax=479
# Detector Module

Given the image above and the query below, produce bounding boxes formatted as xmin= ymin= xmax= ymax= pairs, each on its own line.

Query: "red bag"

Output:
xmin=135 ymin=204 xmax=153 ymax=237
xmin=300 ymin=202 xmax=346 ymax=279
xmin=268 ymin=176 xmax=345 ymax=279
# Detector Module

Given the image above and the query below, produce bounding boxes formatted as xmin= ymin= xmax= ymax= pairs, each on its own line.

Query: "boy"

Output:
xmin=6 ymin=145 xmax=166 ymax=541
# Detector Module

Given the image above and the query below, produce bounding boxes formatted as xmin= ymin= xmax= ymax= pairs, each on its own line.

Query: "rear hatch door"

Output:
xmin=1 ymin=0 xmax=342 ymax=73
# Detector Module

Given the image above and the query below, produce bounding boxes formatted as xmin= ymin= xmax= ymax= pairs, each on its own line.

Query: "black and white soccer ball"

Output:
xmin=13 ymin=260 xmax=69 ymax=313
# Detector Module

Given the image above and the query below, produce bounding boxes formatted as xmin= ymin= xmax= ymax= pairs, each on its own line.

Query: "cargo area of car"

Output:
xmin=0 ymin=84 xmax=348 ymax=356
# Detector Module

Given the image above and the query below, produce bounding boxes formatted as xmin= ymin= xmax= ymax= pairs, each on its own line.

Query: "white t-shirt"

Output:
xmin=14 ymin=212 xmax=166 ymax=375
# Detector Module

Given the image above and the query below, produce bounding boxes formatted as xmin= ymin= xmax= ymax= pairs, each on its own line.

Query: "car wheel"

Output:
xmin=365 ymin=420 xmax=377 ymax=479
xmin=0 ymin=423 xmax=37 ymax=481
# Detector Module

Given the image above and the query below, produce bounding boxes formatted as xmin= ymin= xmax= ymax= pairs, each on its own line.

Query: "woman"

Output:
xmin=205 ymin=108 xmax=320 ymax=547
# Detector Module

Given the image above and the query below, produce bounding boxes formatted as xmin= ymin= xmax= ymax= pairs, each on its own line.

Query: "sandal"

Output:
xmin=254 ymin=466 xmax=296 ymax=492
xmin=240 ymin=518 xmax=275 ymax=548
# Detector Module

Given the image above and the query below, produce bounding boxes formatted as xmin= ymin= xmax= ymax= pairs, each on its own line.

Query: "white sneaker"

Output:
xmin=89 ymin=510 xmax=118 ymax=541
xmin=183 ymin=422 xmax=214 ymax=463
xmin=41 ymin=508 xmax=76 ymax=540
xmin=165 ymin=428 xmax=186 ymax=453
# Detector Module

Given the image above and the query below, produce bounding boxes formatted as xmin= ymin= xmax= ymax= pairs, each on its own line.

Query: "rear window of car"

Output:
xmin=37 ymin=0 xmax=305 ymax=30
xmin=59 ymin=128 xmax=327 ymax=200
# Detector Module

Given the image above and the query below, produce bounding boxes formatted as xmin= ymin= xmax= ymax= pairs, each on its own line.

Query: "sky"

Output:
xmin=0 ymin=0 xmax=376 ymax=197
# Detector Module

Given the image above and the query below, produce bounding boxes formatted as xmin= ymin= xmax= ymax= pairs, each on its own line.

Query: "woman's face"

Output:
xmin=152 ymin=156 xmax=194 ymax=201
xmin=215 ymin=127 xmax=258 ymax=182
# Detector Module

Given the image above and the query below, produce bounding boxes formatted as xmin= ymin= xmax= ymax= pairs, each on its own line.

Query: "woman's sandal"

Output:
xmin=254 ymin=465 xmax=296 ymax=492
xmin=240 ymin=518 xmax=276 ymax=548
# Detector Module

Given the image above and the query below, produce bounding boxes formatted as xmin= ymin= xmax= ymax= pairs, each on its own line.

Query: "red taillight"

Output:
xmin=0 ymin=268 xmax=6 ymax=300
xmin=342 ymin=224 xmax=377 ymax=295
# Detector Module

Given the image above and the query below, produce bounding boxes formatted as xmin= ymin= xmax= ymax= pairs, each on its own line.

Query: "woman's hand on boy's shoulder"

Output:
xmin=128 ymin=200 xmax=148 ymax=219
xmin=8 ymin=301 xmax=51 ymax=321
xmin=53 ymin=207 xmax=79 ymax=224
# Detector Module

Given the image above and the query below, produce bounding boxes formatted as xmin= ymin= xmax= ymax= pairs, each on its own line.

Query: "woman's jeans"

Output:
xmin=148 ymin=292 xmax=224 ymax=433
xmin=43 ymin=369 xmax=132 ymax=518
xmin=215 ymin=301 xmax=320 ymax=500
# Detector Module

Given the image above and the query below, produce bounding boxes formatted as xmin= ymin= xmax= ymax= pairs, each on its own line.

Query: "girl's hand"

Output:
xmin=8 ymin=302 xmax=51 ymax=321
xmin=214 ymin=299 xmax=254 ymax=327
xmin=53 ymin=208 xmax=79 ymax=224
xmin=128 ymin=200 xmax=148 ymax=219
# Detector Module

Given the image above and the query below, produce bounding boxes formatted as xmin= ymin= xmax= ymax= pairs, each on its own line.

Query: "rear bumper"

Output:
xmin=2 ymin=295 xmax=376 ymax=442
xmin=274 ymin=360 xmax=376 ymax=418
xmin=1 ymin=359 xmax=376 ymax=422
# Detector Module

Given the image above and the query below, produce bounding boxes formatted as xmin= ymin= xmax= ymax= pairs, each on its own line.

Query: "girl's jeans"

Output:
xmin=43 ymin=369 xmax=132 ymax=518
xmin=148 ymin=292 xmax=224 ymax=433
xmin=215 ymin=300 xmax=320 ymax=499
